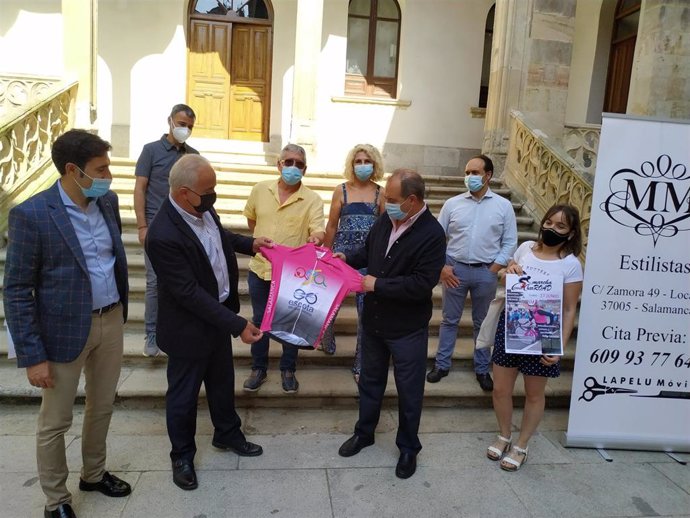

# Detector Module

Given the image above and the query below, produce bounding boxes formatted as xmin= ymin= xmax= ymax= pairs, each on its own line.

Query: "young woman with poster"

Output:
xmin=486 ymin=205 xmax=584 ymax=471
xmin=321 ymin=144 xmax=386 ymax=382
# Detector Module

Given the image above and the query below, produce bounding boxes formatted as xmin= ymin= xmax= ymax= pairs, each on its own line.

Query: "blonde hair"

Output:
xmin=343 ymin=144 xmax=384 ymax=182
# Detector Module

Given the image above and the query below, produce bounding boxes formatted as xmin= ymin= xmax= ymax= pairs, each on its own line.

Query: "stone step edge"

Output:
xmin=0 ymin=365 xmax=574 ymax=408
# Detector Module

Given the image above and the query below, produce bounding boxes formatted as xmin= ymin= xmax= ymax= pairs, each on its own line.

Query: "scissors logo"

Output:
xmin=579 ymin=376 xmax=637 ymax=402
xmin=294 ymin=267 xmax=327 ymax=287
xmin=293 ymin=289 xmax=318 ymax=305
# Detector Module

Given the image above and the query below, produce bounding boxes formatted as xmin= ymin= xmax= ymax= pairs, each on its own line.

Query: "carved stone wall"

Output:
xmin=563 ymin=122 xmax=600 ymax=177
xmin=505 ymin=110 xmax=593 ymax=259
xmin=0 ymin=75 xmax=61 ymax=117
xmin=0 ymin=81 xmax=77 ymax=238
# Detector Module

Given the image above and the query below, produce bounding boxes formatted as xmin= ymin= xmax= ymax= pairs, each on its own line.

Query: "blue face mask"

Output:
xmin=385 ymin=198 xmax=410 ymax=221
xmin=464 ymin=174 xmax=485 ymax=193
xmin=354 ymin=163 xmax=374 ymax=181
xmin=74 ymin=167 xmax=112 ymax=198
xmin=281 ymin=166 xmax=303 ymax=186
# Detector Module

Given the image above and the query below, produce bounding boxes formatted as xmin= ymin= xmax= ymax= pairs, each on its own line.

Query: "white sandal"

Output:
xmin=486 ymin=434 xmax=512 ymax=461
xmin=500 ymin=445 xmax=528 ymax=471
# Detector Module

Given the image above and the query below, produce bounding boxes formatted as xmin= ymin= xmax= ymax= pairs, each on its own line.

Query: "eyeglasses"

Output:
xmin=354 ymin=158 xmax=373 ymax=165
xmin=281 ymin=158 xmax=306 ymax=170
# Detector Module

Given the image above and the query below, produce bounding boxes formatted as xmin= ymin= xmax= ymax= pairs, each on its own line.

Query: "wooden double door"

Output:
xmin=187 ymin=20 xmax=271 ymax=141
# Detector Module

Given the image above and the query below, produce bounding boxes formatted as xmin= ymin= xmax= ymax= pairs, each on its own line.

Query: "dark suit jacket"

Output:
xmin=3 ymin=181 xmax=128 ymax=368
xmin=145 ymin=198 xmax=254 ymax=359
xmin=348 ymin=207 xmax=446 ymax=339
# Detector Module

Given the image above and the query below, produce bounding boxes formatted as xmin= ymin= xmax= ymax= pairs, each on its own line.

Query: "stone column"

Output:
xmin=290 ymin=0 xmax=324 ymax=153
xmin=627 ymin=0 xmax=690 ymax=119
xmin=62 ymin=0 xmax=97 ymax=127
xmin=482 ymin=0 xmax=577 ymax=171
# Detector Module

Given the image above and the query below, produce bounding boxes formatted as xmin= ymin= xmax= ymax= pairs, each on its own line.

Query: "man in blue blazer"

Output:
xmin=145 ymin=154 xmax=271 ymax=491
xmin=4 ymin=130 xmax=130 ymax=518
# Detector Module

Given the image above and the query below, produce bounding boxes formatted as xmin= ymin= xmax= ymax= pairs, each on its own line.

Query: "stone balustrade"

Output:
xmin=0 ymin=80 xmax=77 ymax=238
xmin=563 ymin=122 xmax=601 ymax=176
xmin=504 ymin=110 xmax=593 ymax=259
xmin=0 ymin=75 xmax=62 ymax=117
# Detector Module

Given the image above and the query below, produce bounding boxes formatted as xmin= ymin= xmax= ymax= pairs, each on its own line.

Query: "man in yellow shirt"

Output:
xmin=243 ymin=144 xmax=325 ymax=393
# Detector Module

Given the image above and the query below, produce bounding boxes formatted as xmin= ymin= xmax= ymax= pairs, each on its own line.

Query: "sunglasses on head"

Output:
xmin=281 ymin=158 xmax=306 ymax=169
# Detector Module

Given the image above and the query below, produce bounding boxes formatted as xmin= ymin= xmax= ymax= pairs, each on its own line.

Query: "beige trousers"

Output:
xmin=37 ymin=305 xmax=124 ymax=510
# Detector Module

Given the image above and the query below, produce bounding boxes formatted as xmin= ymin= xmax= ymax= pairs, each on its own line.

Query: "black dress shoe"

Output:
xmin=338 ymin=434 xmax=374 ymax=457
xmin=212 ymin=440 xmax=263 ymax=457
xmin=172 ymin=459 xmax=198 ymax=490
xmin=78 ymin=471 xmax=131 ymax=497
xmin=44 ymin=503 xmax=76 ymax=518
xmin=426 ymin=367 xmax=449 ymax=383
xmin=476 ymin=373 xmax=494 ymax=391
xmin=395 ymin=452 xmax=417 ymax=479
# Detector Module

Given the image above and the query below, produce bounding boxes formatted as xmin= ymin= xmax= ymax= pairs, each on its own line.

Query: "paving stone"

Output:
xmin=651 ymin=461 xmax=690 ymax=494
xmin=0 ymin=435 xmax=77 ymax=473
xmin=327 ymin=464 xmax=531 ymax=518
xmin=503 ymin=462 xmax=690 ymax=517
xmin=123 ymin=469 xmax=331 ymax=518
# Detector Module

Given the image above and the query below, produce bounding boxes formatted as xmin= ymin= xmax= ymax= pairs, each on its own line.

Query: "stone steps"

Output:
xmin=0 ymin=361 xmax=574 ymax=408
xmin=0 ymin=160 xmax=564 ymax=409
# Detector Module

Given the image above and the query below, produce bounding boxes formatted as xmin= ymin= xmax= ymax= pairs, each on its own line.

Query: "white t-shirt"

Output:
xmin=513 ymin=241 xmax=583 ymax=283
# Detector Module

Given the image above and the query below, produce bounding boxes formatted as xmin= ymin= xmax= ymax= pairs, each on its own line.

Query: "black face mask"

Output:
xmin=541 ymin=227 xmax=570 ymax=247
xmin=190 ymin=191 xmax=217 ymax=213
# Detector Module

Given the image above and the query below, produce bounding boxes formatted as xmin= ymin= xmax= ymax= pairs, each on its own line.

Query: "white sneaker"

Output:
xmin=143 ymin=334 xmax=161 ymax=357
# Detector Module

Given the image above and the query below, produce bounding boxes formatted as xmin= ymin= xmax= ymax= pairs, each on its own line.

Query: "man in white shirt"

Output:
xmin=427 ymin=155 xmax=517 ymax=391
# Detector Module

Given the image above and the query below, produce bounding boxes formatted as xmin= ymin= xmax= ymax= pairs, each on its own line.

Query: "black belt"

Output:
xmin=457 ymin=262 xmax=491 ymax=268
xmin=93 ymin=301 xmax=120 ymax=315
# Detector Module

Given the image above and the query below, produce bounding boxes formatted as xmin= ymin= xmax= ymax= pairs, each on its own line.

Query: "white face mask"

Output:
xmin=171 ymin=121 xmax=191 ymax=144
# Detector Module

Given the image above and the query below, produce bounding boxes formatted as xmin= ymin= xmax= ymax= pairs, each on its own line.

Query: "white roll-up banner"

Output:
xmin=565 ymin=114 xmax=690 ymax=452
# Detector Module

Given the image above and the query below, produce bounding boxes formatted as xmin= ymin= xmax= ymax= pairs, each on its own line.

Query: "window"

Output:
xmin=478 ymin=5 xmax=495 ymax=108
xmin=345 ymin=0 xmax=401 ymax=98
xmin=193 ymin=0 xmax=269 ymax=19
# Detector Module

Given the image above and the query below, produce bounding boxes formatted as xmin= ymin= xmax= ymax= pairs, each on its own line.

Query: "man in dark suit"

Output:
xmin=4 ymin=129 xmax=130 ymax=518
xmin=336 ymin=169 xmax=446 ymax=479
xmin=145 ymin=154 xmax=272 ymax=491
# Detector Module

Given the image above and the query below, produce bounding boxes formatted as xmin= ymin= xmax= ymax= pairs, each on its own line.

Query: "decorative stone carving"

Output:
xmin=0 ymin=75 xmax=60 ymax=116
xmin=563 ymin=123 xmax=600 ymax=176
xmin=505 ymin=110 xmax=593 ymax=259
xmin=0 ymin=81 xmax=76 ymax=223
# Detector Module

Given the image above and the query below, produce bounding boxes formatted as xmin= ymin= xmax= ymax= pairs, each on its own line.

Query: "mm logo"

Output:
xmin=601 ymin=155 xmax=690 ymax=246
xmin=294 ymin=267 xmax=327 ymax=287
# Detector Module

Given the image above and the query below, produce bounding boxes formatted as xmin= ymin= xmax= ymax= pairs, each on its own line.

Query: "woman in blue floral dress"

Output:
xmin=322 ymin=144 xmax=386 ymax=382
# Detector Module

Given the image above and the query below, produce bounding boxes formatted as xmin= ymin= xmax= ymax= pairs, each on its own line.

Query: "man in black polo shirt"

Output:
xmin=336 ymin=169 xmax=446 ymax=479
xmin=134 ymin=104 xmax=199 ymax=357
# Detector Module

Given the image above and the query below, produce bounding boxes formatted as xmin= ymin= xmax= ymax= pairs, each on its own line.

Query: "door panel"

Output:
xmin=187 ymin=20 xmax=271 ymax=141
xmin=188 ymin=20 xmax=231 ymax=138
xmin=604 ymin=36 xmax=636 ymax=114
xmin=230 ymin=25 xmax=271 ymax=141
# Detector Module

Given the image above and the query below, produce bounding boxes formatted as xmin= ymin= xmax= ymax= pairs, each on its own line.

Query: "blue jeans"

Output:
xmin=144 ymin=251 xmax=157 ymax=337
xmin=435 ymin=261 xmax=498 ymax=373
xmin=247 ymin=271 xmax=299 ymax=372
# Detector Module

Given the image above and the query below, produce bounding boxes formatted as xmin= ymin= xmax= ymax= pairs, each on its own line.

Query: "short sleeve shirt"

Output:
xmin=244 ymin=179 xmax=325 ymax=280
xmin=514 ymin=241 xmax=583 ymax=284
xmin=135 ymin=135 xmax=199 ymax=222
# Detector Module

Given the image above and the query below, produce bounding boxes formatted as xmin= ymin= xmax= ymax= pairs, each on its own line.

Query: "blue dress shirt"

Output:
xmin=437 ymin=189 xmax=517 ymax=266
xmin=58 ymin=181 xmax=119 ymax=310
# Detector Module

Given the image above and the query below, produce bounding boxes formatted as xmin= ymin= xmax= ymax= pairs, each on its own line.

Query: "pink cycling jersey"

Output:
xmin=260 ymin=243 xmax=363 ymax=348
